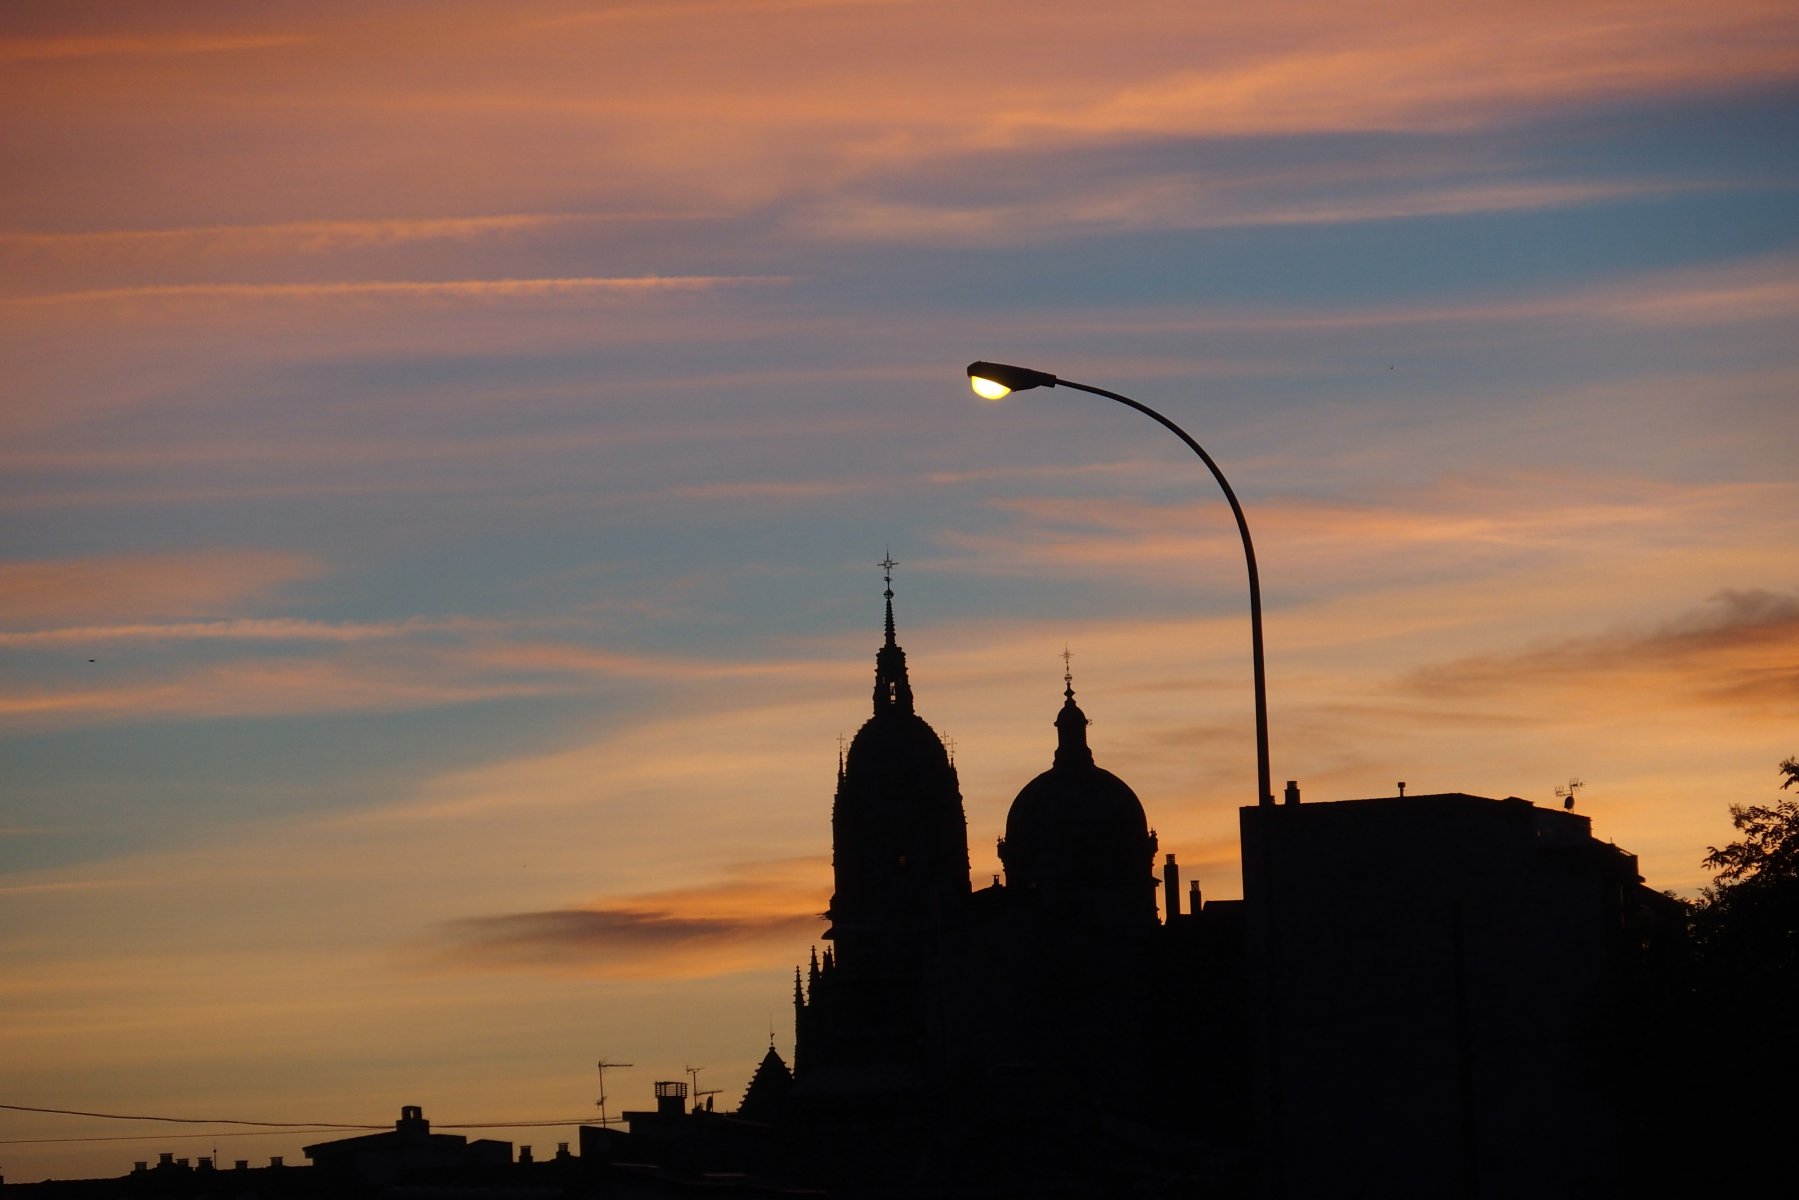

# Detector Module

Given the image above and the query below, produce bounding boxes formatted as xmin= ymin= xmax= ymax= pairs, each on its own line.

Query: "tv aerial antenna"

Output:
xmin=596 ymin=1059 xmax=634 ymax=1126
xmin=684 ymin=1065 xmax=722 ymax=1113
xmin=1556 ymin=778 xmax=1584 ymax=810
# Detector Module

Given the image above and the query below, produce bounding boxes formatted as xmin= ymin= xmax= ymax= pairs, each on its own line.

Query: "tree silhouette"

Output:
xmin=1701 ymin=756 xmax=1799 ymax=886
xmin=1615 ymin=758 xmax=1798 ymax=1195
xmin=1694 ymin=757 xmax=1799 ymax=982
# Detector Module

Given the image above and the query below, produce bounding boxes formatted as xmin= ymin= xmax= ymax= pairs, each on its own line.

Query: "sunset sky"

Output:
xmin=3 ymin=0 xmax=1796 ymax=1181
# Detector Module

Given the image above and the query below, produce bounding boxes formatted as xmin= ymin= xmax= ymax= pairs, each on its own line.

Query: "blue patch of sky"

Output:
xmin=0 ymin=695 xmax=613 ymax=872
xmin=804 ymin=183 xmax=1796 ymax=315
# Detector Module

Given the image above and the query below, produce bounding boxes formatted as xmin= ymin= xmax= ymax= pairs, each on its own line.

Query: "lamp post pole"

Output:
xmin=967 ymin=361 xmax=1273 ymax=808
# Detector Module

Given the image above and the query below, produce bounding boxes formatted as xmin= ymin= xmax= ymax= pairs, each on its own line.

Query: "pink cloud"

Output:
xmin=0 ymin=34 xmax=311 ymax=63
xmin=3 ymin=275 xmax=791 ymax=311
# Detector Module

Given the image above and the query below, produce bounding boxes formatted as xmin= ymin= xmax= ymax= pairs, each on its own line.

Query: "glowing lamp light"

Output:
xmin=966 ymin=361 xmax=1058 ymax=402
xmin=970 ymin=374 xmax=1012 ymax=401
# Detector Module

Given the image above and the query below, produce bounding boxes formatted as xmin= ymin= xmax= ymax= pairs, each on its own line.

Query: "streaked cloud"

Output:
xmin=0 ymin=551 xmax=320 ymax=627
xmin=0 ymin=34 xmax=310 ymax=63
xmin=0 ymin=616 xmax=502 ymax=649
xmin=1403 ymin=589 xmax=1799 ymax=705
xmin=938 ymin=475 xmax=1795 ymax=584
xmin=808 ymin=176 xmax=1686 ymax=244
xmin=2 ymin=275 xmax=791 ymax=311
xmin=0 ymin=658 xmax=572 ymax=729
xmin=975 ymin=2 xmax=1799 ymax=145
xmin=0 ymin=212 xmax=702 ymax=259
xmin=433 ymin=859 xmax=829 ymax=979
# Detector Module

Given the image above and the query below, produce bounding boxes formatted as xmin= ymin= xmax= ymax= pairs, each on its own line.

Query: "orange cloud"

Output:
xmin=0 ymin=551 xmax=320 ymax=627
xmin=431 ymin=858 xmax=830 ymax=979
xmin=1402 ymin=589 xmax=1799 ymax=707
xmin=0 ymin=212 xmax=703 ymax=261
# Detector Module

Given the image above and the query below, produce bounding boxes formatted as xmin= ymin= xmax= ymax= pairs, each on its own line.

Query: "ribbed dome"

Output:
xmin=845 ymin=709 xmax=951 ymax=778
xmin=1001 ymin=687 xmax=1154 ymax=895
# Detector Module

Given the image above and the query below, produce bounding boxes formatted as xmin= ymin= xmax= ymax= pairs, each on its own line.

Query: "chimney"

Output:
xmin=270 ymin=1156 xmax=284 ymax=1168
xmin=1163 ymin=853 xmax=1182 ymax=922
xmin=1189 ymin=878 xmax=1202 ymax=912
xmin=519 ymin=1145 xmax=534 ymax=1165
xmin=1283 ymin=779 xmax=1300 ymax=806
xmin=235 ymin=1161 xmax=249 ymax=1171
xmin=654 ymin=1081 xmax=688 ymax=1117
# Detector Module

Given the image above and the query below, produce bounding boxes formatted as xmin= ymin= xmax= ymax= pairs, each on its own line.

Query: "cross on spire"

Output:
xmin=878 ymin=550 xmax=898 ymax=648
xmin=1062 ymin=644 xmax=1075 ymax=700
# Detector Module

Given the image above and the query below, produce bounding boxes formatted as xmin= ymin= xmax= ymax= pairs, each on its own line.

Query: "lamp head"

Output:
xmin=967 ymin=361 xmax=1058 ymax=401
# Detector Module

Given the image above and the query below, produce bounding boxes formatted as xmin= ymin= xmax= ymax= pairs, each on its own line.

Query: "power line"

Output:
xmin=0 ymin=1104 xmax=373 ymax=1129
xmin=0 ymin=1103 xmax=604 ymax=1146
xmin=0 ymin=1130 xmax=346 ymax=1146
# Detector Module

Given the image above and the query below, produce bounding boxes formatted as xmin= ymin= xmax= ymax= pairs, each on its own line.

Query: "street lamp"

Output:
xmin=967 ymin=360 xmax=1274 ymax=808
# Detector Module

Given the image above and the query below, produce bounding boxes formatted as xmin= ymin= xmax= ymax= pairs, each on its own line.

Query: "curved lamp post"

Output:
xmin=967 ymin=360 xmax=1273 ymax=808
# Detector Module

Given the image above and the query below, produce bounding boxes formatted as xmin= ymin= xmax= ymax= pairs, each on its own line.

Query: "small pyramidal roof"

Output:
xmin=736 ymin=1042 xmax=793 ymax=1123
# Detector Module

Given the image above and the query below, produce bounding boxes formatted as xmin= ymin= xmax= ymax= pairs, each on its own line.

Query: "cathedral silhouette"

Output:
xmin=775 ymin=565 xmax=1249 ymax=1191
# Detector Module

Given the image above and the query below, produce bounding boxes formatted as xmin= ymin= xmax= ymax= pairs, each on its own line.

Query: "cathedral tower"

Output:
xmin=826 ymin=557 xmax=971 ymax=962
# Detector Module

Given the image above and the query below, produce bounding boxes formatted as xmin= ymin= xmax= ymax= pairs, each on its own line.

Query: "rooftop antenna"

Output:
xmin=1556 ymin=778 xmax=1584 ymax=810
xmin=596 ymin=1059 xmax=634 ymax=1127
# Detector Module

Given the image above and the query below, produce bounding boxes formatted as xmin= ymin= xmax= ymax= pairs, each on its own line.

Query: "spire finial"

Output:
xmin=870 ymin=551 xmax=915 ymax=713
xmin=1053 ymin=647 xmax=1093 ymax=767
xmin=879 ymin=550 xmax=898 ymax=647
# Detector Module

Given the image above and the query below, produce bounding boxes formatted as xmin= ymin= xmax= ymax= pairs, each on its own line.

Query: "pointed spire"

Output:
xmin=872 ymin=551 xmax=915 ymax=715
xmin=1054 ymin=648 xmax=1093 ymax=768
xmin=808 ymin=945 xmax=821 ymax=986
xmin=880 ymin=550 xmax=898 ymax=649
xmin=793 ymin=965 xmax=804 ymax=1010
